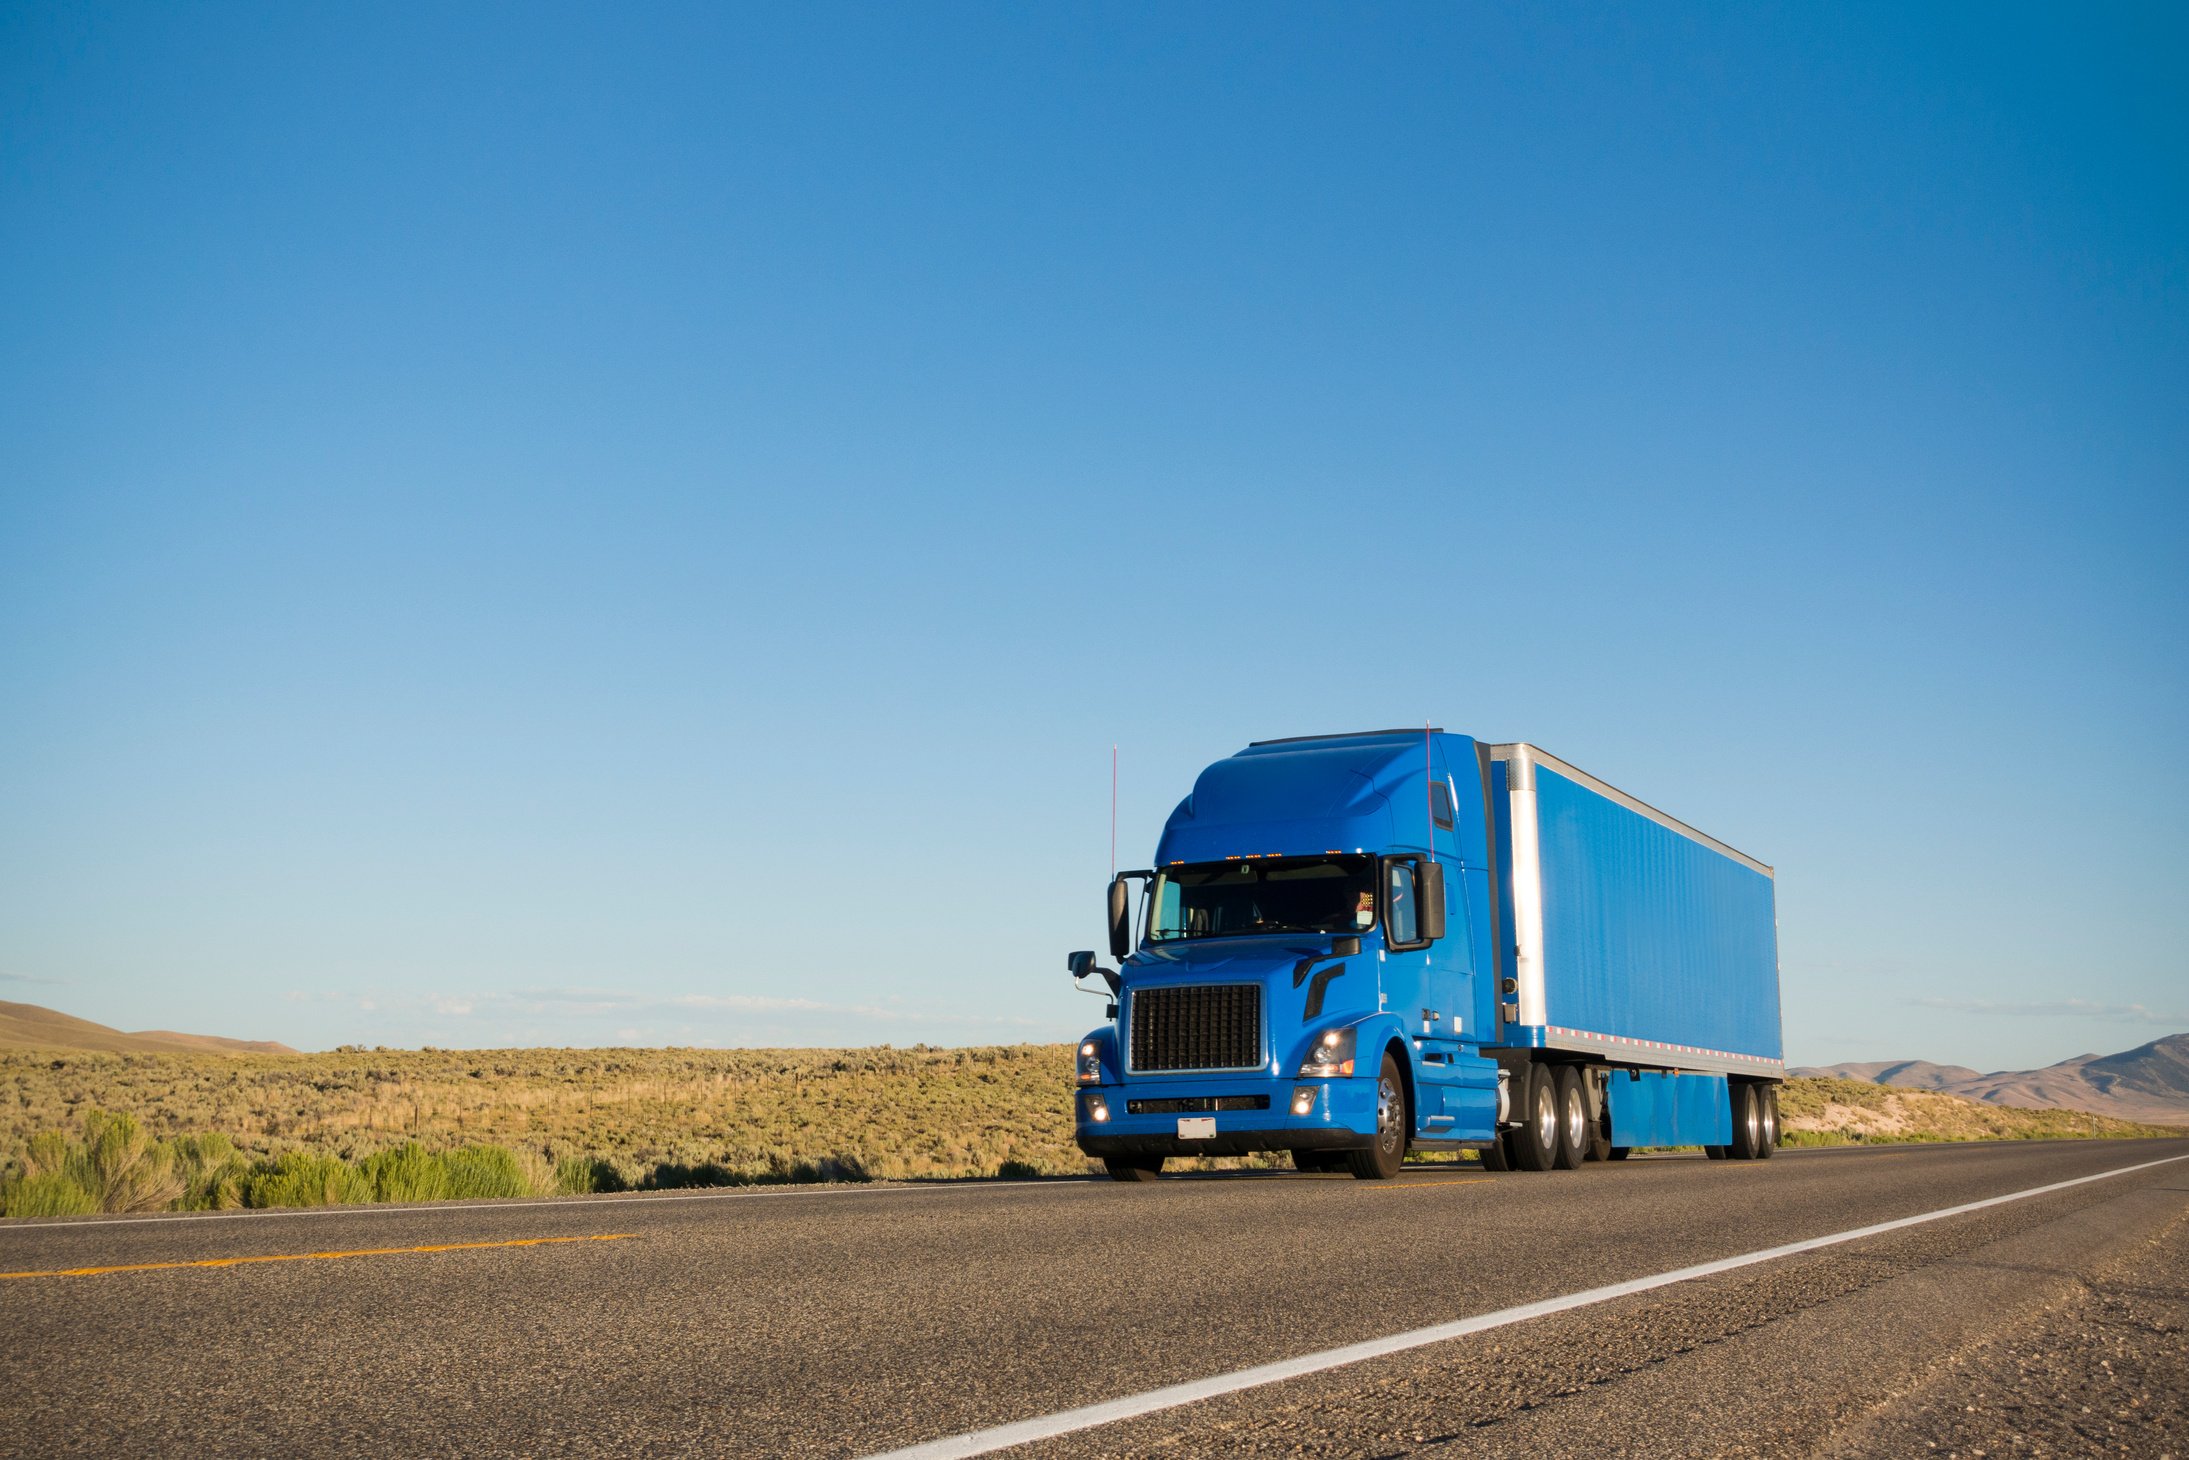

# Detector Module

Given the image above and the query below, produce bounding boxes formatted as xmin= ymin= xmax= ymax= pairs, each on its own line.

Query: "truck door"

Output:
xmin=1381 ymin=855 xmax=1477 ymax=1135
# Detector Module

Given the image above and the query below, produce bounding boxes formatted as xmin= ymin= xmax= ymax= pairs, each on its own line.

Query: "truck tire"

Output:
xmin=1346 ymin=1052 xmax=1408 ymax=1180
xmin=1479 ymin=1131 xmax=1514 ymax=1171
xmin=1705 ymin=1144 xmax=1727 ymax=1160
xmin=1756 ymin=1086 xmax=1779 ymax=1159
xmin=1553 ymin=1066 xmax=1588 ymax=1170
xmin=1607 ymin=1146 xmax=1631 ymax=1161
xmin=1103 ymin=1156 xmax=1163 ymax=1182
xmin=1726 ymin=1083 xmax=1761 ymax=1161
xmin=1510 ymin=1064 xmax=1560 ymax=1172
xmin=1291 ymin=1150 xmax=1341 ymax=1173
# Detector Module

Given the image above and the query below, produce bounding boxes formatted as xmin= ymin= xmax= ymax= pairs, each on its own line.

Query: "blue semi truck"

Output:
xmin=1069 ymin=729 xmax=1784 ymax=1180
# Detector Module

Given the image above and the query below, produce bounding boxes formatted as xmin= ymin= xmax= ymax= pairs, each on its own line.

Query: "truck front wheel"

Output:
xmin=1345 ymin=1053 xmax=1408 ymax=1180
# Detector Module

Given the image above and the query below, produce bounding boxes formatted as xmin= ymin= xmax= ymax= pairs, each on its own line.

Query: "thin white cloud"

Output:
xmin=284 ymin=984 xmax=1043 ymax=1032
xmin=1909 ymin=996 xmax=2188 ymax=1025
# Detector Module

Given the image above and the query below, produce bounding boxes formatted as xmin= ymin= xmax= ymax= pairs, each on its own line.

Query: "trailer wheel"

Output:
xmin=1606 ymin=1146 xmax=1631 ymax=1161
xmin=1553 ymin=1066 xmax=1588 ymax=1170
xmin=1755 ymin=1086 xmax=1778 ymax=1159
xmin=1586 ymin=1076 xmax=1613 ymax=1163
xmin=1704 ymin=1145 xmax=1727 ymax=1160
xmin=1727 ymin=1083 xmax=1761 ymax=1160
xmin=1510 ymin=1064 xmax=1559 ymax=1172
xmin=1103 ymin=1157 xmax=1164 ymax=1182
xmin=1346 ymin=1052 xmax=1409 ymax=1180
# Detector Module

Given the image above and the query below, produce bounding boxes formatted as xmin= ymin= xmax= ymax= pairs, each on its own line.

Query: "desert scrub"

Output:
xmin=0 ymin=1112 xmax=250 ymax=1216
xmin=3 ymin=1057 xmax=2176 ymax=1217
xmin=2 ymin=1044 xmax=1089 ymax=1185
xmin=1776 ymin=1076 xmax=2176 ymax=1143
xmin=0 ymin=1120 xmax=598 ymax=1214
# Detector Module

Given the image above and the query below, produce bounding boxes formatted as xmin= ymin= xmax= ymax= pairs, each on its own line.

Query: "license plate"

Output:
xmin=1177 ymin=1116 xmax=1216 ymax=1139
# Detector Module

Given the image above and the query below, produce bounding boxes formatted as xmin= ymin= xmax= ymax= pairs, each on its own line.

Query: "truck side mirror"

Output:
xmin=1068 ymin=948 xmax=1121 ymax=996
xmin=1419 ymin=860 xmax=1446 ymax=941
xmin=1107 ymin=876 xmax=1133 ymax=959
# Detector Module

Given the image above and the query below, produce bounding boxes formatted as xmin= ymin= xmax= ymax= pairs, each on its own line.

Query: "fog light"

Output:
xmin=1291 ymin=1086 xmax=1317 ymax=1116
xmin=1088 ymin=1095 xmax=1109 ymax=1123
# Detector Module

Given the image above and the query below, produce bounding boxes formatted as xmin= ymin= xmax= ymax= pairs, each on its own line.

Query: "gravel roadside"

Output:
xmin=1823 ymin=1195 xmax=2188 ymax=1459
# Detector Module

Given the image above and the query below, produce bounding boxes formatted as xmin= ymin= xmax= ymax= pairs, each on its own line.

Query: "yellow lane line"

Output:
xmin=1371 ymin=1178 xmax=1495 ymax=1190
xmin=0 ymin=1232 xmax=634 ymax=1281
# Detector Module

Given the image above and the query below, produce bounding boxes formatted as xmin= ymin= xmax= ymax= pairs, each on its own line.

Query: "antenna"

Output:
xmin=1110 ymin=743 xmax=1118 ymax=880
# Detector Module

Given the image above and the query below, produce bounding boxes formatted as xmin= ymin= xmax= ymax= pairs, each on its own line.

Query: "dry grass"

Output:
xmin=3 ymin=1049 xmax=2175 ymax=1216
xmin=1 ymin=1044 xmax=1088 ymax=1190
xmin=1777 ymin=1075 xmax=2180 ymax=1144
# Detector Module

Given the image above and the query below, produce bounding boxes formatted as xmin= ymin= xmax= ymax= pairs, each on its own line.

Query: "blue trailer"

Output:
xmin=1069 ymin=730 xmax=1783 ymax=1180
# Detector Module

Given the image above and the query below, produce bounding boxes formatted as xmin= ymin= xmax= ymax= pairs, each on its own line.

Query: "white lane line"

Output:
xmin=870 ymin=1150 xmax=2189 ymax=1460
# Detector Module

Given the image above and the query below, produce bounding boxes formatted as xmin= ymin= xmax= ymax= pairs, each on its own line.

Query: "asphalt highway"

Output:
xmin=3 ymin=1138 xmax=2184 ymax=1458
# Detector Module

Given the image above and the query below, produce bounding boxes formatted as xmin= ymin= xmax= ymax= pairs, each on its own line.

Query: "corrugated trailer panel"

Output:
xmin=1494 ymin=745 xmax=1783 ymax=1074
xmin=1536 ymin=763 xmax=1781 ymax=1060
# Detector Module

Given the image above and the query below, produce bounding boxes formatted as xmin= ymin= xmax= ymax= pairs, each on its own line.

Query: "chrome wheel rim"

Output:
xmin=1534 ymin=1082 xmax=1556 ymax=1152
xmin=1760 ymin=1095 xmax=1776 ymax=1145
xmin=1744 ymin=1092 xmax=1761 ymax=1147
xmin=1377 ymin=1073 xmax=1402 ymax=1153
xmin=1563 ymin=1084 xmax=1586 ymax=1153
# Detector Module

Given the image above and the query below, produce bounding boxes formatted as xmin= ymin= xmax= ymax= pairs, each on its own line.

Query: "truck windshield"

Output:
xmin=1149 ymin=855 xmax=1377 ymax=942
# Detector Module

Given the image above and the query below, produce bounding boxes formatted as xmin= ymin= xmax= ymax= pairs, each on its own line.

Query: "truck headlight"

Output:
xmin=1086 ymin=1095 xmax=1109 ymax=1123
xmin=1077 ymin=1040 xmax=1102 ymax=1084
xmin=1297 ymin=1026 xmax=1356 ymax=1078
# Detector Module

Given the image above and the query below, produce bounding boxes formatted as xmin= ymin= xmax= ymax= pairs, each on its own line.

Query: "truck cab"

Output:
xmin=1071 ymin=729 xmax=1505 ymax=1180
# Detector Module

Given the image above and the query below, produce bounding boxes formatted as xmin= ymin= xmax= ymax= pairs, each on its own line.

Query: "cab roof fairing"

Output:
xmin=1152 ymin=734 xmax=1476 ymax=867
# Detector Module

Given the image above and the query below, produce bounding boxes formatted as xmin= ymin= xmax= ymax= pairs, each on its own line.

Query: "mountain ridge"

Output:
xmin=0 ymin=1001 xmax=297 ymax=1056
xmin=1794 ymin=1032 xmax=2189 ymax=1124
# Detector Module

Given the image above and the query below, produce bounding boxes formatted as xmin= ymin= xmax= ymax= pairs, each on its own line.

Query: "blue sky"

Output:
xmin=2 ymin=3 xmax=2182 ymax=1071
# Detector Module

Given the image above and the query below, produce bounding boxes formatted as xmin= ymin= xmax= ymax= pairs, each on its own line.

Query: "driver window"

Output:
xmin=1385 ymin=861 xmax=1419 ymax=946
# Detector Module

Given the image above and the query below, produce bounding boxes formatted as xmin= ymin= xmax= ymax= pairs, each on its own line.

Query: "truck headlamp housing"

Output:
xmin=1076 ymin=1039 xmax=1102 ymax=1084
xmin=1297 ymin=1026 xmax=1357 ymax=1079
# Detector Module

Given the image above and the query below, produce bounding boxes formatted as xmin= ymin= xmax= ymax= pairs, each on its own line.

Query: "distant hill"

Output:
xmin=1794 ymin=1033 xmax=2189 ymax=1125
xmin=0 ymin=1002 xmax=296 ymax=1056
xmin=1796 ymin=1059 xmax=1986 ymax=1091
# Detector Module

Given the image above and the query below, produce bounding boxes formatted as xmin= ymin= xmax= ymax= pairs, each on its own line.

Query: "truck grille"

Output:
xmin=1129 ymin=984 xmax=1262 ymax=1072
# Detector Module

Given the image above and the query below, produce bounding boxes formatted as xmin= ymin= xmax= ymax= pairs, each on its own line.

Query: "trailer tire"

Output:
xmin=1479 ymin=1132 xmax=1514 ymax=1171
xmin=1727 ymin=1082 xmax=1761 ymax=1160
xmin=1756 ymin=1086 xmax=1778 ymax=1159
xmin=1586 ymin=1076 xmax=1613 ymax=1163
xmin=1705 ymin=1145 xmax=1727 ymax=1160
xmin=1607 ymin=1146 xmax=1631 ymax=1161
xmin=1103 ymin=1157 xmax=1163 ymax=1182
xmin=1510 ymin=1064 xmax=1560 ymax=1172
xmin=1553 ymin=1066 xmax=1588 ymax=1170
xmin=1346 ymin=1053 xmax=1409 ymax=1181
